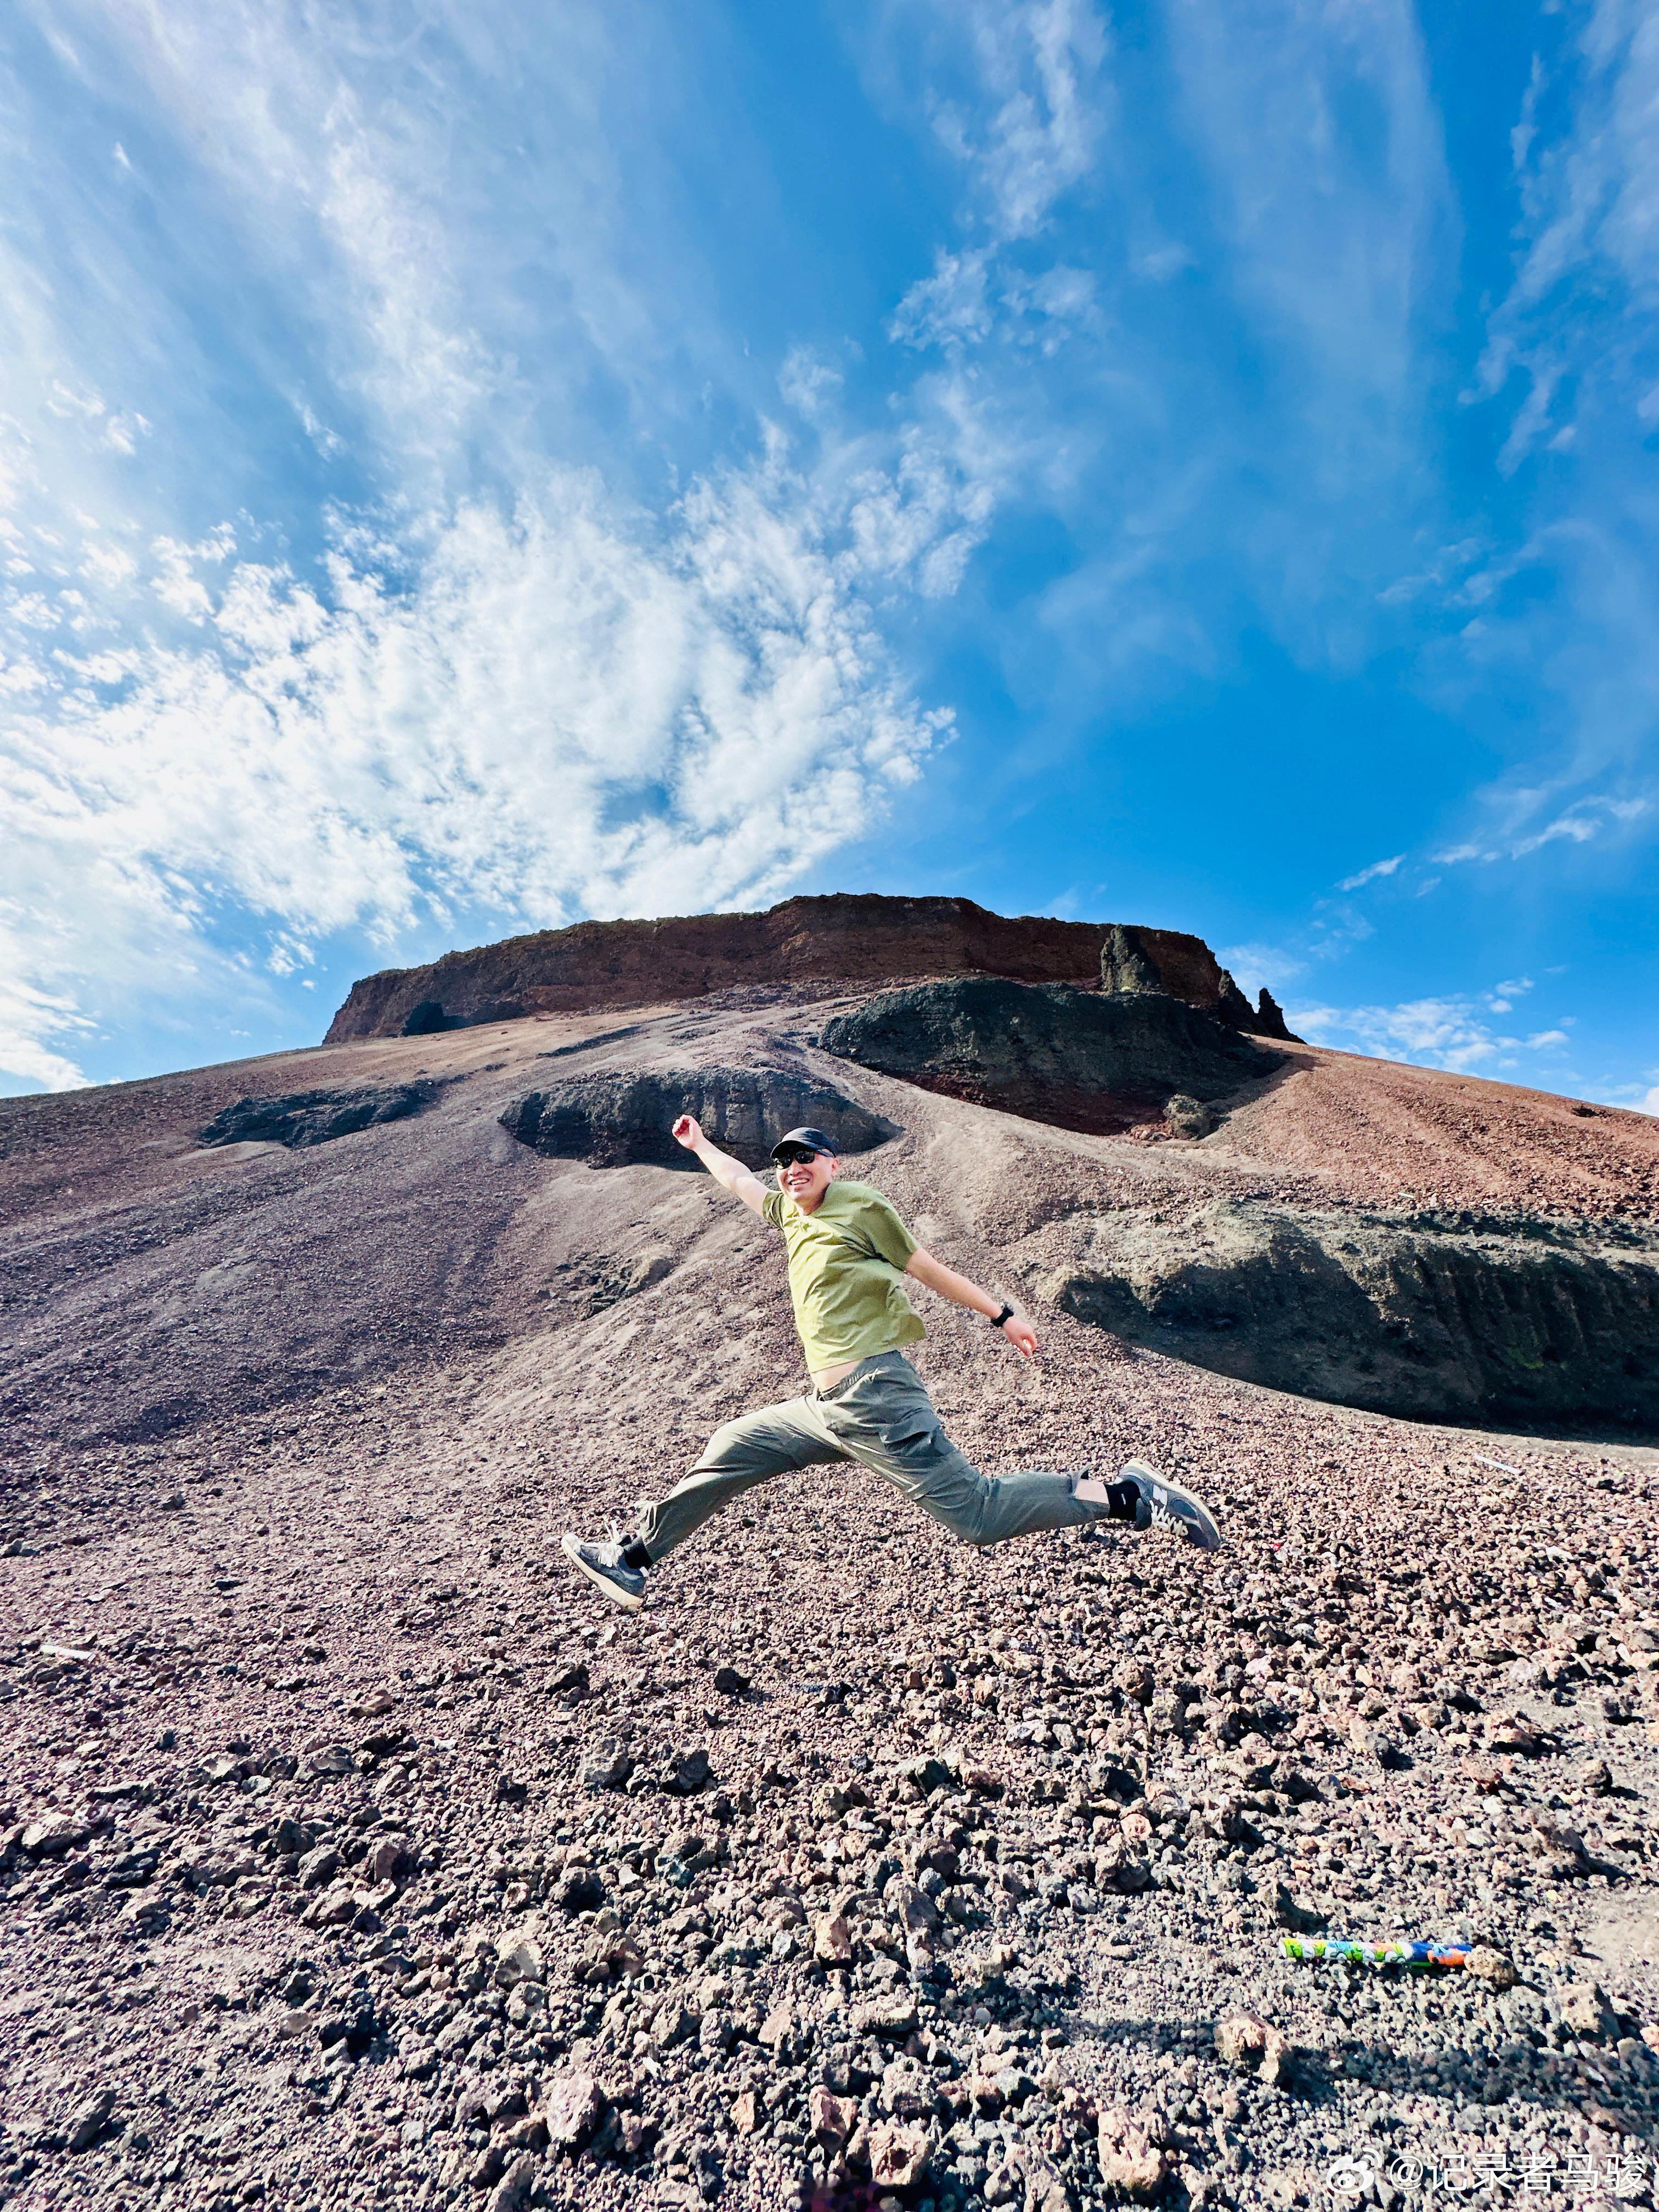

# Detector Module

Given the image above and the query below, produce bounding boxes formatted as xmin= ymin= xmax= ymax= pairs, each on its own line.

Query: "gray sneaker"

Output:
xmin=561 ymin=1531 xmax=647 ymax=1611
xmin=1119 ymin=1460 xmax=1222 ymax=1550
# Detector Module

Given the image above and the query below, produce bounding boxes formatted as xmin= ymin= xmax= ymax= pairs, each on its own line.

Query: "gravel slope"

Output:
xmin=2 ymin=999 xmax=1657 ymax=2212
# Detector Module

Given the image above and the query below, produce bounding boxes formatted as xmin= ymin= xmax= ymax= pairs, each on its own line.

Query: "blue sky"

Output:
xmin=3 ymin=0 xmax=1657 ymax=1109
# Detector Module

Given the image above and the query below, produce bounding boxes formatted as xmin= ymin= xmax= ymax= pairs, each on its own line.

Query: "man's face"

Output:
xmin=776 ymin=1147 xmax=837 ymax=1209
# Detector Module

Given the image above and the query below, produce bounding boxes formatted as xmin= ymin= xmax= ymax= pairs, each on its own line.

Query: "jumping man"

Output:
xmin=561 ymin=1119 xmax=1221 ymax=1610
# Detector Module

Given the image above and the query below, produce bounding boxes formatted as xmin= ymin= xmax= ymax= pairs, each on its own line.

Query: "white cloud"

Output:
xmin=1427 ymin=793 xmax=1652 ymax=868
xmin=1292 ymin=987 xmax=1576 ymax=1077
xmin=0 ymin=437 xmax=974 ymax=1093
xmin=0 ymin=968 xmax=96 ymax=1091
xmin=778 ymin=348 xmax=844 ymax=421
xmin=891 ymin=250 xmax=995 ymax=354
xmin=923 ymin=0 xmax=1111 ymax=243
xmin=1336 ymin=854 xmax=1404 ymax=891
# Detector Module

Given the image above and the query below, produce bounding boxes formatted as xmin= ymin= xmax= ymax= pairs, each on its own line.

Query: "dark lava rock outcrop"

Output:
xmin=500 ymin=1066 xmax=898 ymax=1170
xmin=819 ymin=978 xmax=1281 ymax=1136
xmin=1044 ymin=1200 xmax=1659 ymax=1431
xmin=325 ymin=893 xmax=1290 ymax=1042
xmin=198 ymin=1081 xmax=443 ymax=1149
xmin=1099 ymin=923 xmax=1297 ymax=1042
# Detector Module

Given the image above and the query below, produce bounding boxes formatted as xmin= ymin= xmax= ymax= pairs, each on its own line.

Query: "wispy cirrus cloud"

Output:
xmin=919 ymin=0 xmax=1111 ymax=244
xmin=0 ymin=0 xmax=997 ymax=1092
xmin=1336 ymin=854 xmax=1404 ymax=891
xmin=1290 ymin=984 xmax=1575 ymax=1077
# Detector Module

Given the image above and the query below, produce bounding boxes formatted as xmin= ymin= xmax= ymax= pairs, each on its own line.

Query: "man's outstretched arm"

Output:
xmin=905 ymin=1245 xmax=1040 ymax=1359
xmin=673 ymin=1114 xmax=769 ymax=1215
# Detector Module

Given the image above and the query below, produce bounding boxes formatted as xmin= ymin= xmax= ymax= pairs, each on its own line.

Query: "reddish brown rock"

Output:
xmin=323 ymin=892 xmax=1268 ymax=1042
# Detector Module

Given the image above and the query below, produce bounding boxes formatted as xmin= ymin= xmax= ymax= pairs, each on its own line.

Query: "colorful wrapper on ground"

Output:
xmin=1282 ymin=1937 xmax=1472 ymax=1967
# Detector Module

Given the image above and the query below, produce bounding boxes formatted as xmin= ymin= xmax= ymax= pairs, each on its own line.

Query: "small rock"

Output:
xmin=542 ymin=2069 xmax=605 ymax=2149
xmin=1215 ymin=2012 xmax=1288 ymax=2084
xmin=64 ymin=2087 xmax=116 ymax=2153
xmin=306 ymin=1743 xmax=355 ymax=1779
xmin=712 ymin=1666 xmax=749 ymax=1696
xmin=304 ymin=1882 xmax=358 ymax=1928
xmin=1097 ymin=2108 xmax=1170 ymax=2199
xmin=21 ymin=1812 xmax=89 ymax=1859
xmin=957 ymin=1760 xmax=1004 ymax=1797
xmin=901 ymin=1754 xmax=953 ymax=1797
xmin=582 ymin=1746 xmax=634 ymax=1791
xmin=758 ymin=2001 xmax=794 ymax=2053
xmin=488 ymin=2153 xmax=538 ymax=2212
xmin=810 ymin=2086 xmax=857 ymax=2148
xmin=553 ymin=1865 xmax=606 ymax=1914
xmin=317 ymin=2003 xmax=377 ymax=2056
xmin=1559 ymin=1982 xmax=1613 ymax=2039
xmin=1025 ymin=2154 xmax=1071 ymax=2212
xmin=652 ymin=1996 xmax=698 ymax=2047
xmin=664 ymin=1747 xmax=712 ymax=1795
xmin=364 ymin=1833 xmax=414 ymax=1886
xmin=851 ymin=1995 xmax=918 ymax=2041
xmin=1466 ymin=1945 xmax=1518 ymax=1990
xmin=1163 ymin=1093 xmax=1215 ymax=1139
xmin=732 ymin=2089 xmax=759 ymax=2135
xmin=813 ymin=1912 xmax=853 ymax=1965
xmin=869 ymin=2118 xmax=930 ymax=2189
xmin=495 ymin=1926 xmax=545 ymax=1987
xmin=888 ymin=1877 xmax=940 ymax=1934
xmin=297 ymin=1843 xmax=341 ymax=1891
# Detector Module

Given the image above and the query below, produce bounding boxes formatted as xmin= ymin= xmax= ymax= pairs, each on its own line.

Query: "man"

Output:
xmin=562 ymin=1118 xmax=1221 ymax=1610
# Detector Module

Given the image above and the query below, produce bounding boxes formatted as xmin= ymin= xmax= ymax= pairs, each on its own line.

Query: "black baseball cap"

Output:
xmin=770 ymin=1126 xmax=838 ymax=1161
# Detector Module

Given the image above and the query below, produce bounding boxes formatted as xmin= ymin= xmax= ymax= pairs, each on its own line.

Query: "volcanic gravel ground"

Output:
xmin=2 ymin=1001 xmax=1658 ymax=2212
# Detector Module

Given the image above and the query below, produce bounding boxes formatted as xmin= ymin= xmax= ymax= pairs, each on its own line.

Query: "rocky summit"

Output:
xmin=1 ymin=922 xmax=1657 ymax=2212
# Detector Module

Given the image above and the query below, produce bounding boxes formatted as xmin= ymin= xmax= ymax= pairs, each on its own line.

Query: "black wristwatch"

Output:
xmin=989 ymin=1302 xmax=1015 ymax=1330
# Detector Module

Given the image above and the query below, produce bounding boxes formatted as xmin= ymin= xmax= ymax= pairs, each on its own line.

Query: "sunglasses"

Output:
xmin=774 ymin=1147 xmax=823 ymax=1167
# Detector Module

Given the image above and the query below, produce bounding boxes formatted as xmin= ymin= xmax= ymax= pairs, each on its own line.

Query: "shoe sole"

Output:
xmin=1120 ymin=1459 xmax=1223 ymax=1550
xmin=560 ymin=1531 xmax=645 ymax=1611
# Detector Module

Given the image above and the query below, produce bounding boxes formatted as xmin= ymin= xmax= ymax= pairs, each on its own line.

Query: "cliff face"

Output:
xmin=818 ymin=978 xmax=1281 ymax=1136
xmin=324 ymin=892 xmax=1293 ymax=1042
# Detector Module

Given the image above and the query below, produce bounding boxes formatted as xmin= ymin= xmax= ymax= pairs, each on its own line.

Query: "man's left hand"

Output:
xmin=1002 ymin=1314 xmax=1039 ymax=1358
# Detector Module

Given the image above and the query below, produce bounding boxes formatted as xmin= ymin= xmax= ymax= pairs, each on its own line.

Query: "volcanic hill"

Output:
xmin=2 ymin=895 xmax=1657 ymax=2212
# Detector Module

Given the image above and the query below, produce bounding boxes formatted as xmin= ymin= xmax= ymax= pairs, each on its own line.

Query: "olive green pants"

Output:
xmin=638 ymin=1350 xmax=1107 ymax=1562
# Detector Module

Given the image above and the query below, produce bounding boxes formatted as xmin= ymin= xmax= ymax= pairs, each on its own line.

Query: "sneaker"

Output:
xmin=1118 ymin=1460 xmax=1222 ymax=1550
xmin=561 ymin=1530 xmax=646 ymax=1611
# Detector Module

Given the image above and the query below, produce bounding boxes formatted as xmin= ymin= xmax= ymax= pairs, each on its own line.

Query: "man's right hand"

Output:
xmin=672 ymin=1114 xmax=703 ymax=1150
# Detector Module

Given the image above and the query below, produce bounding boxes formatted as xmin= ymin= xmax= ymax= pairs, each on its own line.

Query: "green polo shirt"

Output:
xmin=760 ymin=1179 xmax=924 ymax=1373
